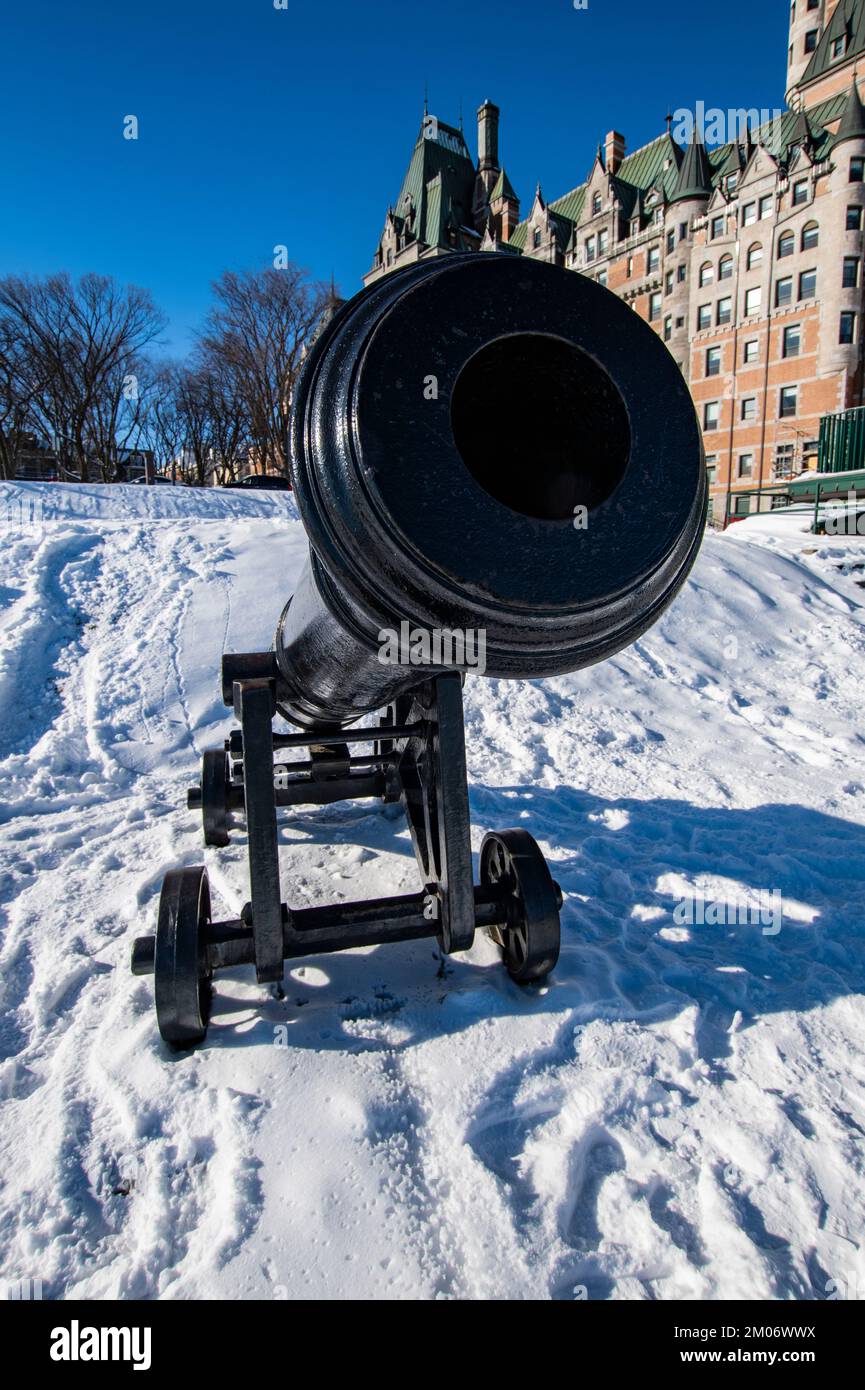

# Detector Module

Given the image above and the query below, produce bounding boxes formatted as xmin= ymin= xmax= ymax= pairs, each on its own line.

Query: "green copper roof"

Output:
xmin=493 ymin=89 xmax=855 ymax=260
xmin=392 ymin=118 xmax=476 ymax=251
xmin=490 ymin=167 xmax=518 ymax=202
xmin=617 ymin=131 xmax=682 ymax=198
xmin=833 ymin=77 xmax=865 ymax=146
xmin=509 ymin=130 xmax=679 ymax=250
xmin=801 ymin=0 xmax=865 ymax=87
xmin=670 ymin=136 xmax=713 ymax=204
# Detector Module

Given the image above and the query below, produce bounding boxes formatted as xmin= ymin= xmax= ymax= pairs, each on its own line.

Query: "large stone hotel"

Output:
xmin=365 ymin=1 xmax=865 ymax=524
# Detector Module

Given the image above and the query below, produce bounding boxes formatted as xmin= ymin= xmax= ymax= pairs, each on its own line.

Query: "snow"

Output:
xmin=1 ymin=479 xmax=864 ymax=1302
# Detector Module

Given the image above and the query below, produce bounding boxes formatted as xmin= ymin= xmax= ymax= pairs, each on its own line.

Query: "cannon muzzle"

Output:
xmin=277 ymin=253 xmax=706 ymax=727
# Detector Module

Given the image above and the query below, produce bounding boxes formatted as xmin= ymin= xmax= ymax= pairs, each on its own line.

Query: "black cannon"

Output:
xmin=132 ymin=253 xmax=707 ymax=1047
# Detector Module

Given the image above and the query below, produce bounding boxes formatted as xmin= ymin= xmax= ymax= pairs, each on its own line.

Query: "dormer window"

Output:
xmin=533 ymin=228 xmax=541 ymax=248
xmin=832 ymin=35 xmax=848 ymax=61
xmin=592 ymin=193 xmax=602 ymax=214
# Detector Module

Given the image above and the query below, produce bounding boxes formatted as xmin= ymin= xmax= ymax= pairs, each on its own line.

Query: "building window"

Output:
xmin=776 ymin=275 xmax=793 ymax=306
xmin=585 ymin=236 xmax=596 ymax=262
xmin=706 ymin=346 xmax=722 ymax=376
xmin=711 ymin=215 xmax=725 ymax=239
xmin=738 ymin=454 xmax=754 ymax=478
xmin=664 ymin=315 xmax=673 ymax=341
xmin=744 ymin=286 xmax=762 ymax=316
xmin=593 ymin=193 xmax=602 ymax=214
xmin=597 ymin=269 xmax=608 ymax=287
xmin=533 ymin=228 xmax=541 ymax=247
xmin=706 ymin=463 xmax=718 ymax=486
xmin=779 ymin=385 xmax=798 ymax=418
xmin=627 ymin=256 xmax=634 ymax=276
xmin=598 ymin=230 xmax=609 ymax=255
xmin=783 ymin=324 xmax=801 ymax=357
xmin=734 ymin=497 xmax=752 ymax=517
xmin=851 ymin=157 xmax=865 ymax=183
xmin=840 ymin=311 xmax=857 ymax=344
xmin=741 ymin=397 xmax=757 ymax=421
xmin=699 ymin=262 xmax=714 ymax=287
xmin=801 ymin=221 xmax=819 ymax=251
xmin=843 ymin=256 xmax=860 ymax=288
xmin=665 ymin=270 xmax=674 ymax=294
xmin=799 ymin=268 xmax=817 ymax=299
xmin=698 ymin=303 xmax=712 ymax=330
xmin=678 ymin=264 xmax=686 ymax=282
xmin=759 ymin=194 xmax=774 ymax=220
xmin=647 ymin=245 xmax=660 ymax=272
xmin=792 ymin=180 xmax=809 ymax=207
xmin=847 ymin=205 xmax=863 ymax=230
xmin=726 ymin=174 xmax=739 ymax=194
xmin=744 ymin=339 xmax=759 ymax=364
xmin=832 ymin=35 xmax=847 ymax=60
xmin=667 ymin=230 xmax=676 ymax=253
xmin=679 ymin=222 xmax=688 ymax=241
xmin=747 ymin=243 xmax=763 ymax=270
xmin=742 ymin=202 xmax=757 ymax=226
xmin=804 ymin=29 xmax=818 ymax=53
xmin=777 ymin=231 xmax=795 ymax=258
xmin=717 ymin=296 xmax=733 ymax=326
xmin=719 ymin=255 xmax=734 ymax=280
xmin=649 ymin=291 xmax=662 ymax=321
xmin=704 ymin=401 xmax=720 ymax=431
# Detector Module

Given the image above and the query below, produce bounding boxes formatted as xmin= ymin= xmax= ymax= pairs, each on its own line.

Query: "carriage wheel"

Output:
xmin=154 ymin=866 xmax=213 ymax=1047
xmin=201 ymin=748 xmax=231 ymax=847
xmin=480 ymin=828 xmax=561 ymax=983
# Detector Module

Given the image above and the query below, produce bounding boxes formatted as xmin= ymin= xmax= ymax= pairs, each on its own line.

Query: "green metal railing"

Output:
xmin=818 ymin=406 xmax=865 ymax=475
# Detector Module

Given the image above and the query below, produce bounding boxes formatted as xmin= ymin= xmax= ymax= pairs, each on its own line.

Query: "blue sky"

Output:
xmin=1 ymin=0 xmax=789 ymax=355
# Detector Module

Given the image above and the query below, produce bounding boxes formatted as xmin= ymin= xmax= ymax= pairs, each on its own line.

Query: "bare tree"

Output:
xmin=0 ymin=319 xmax=37 ymax=480
xmin=139 ymin=362 xmax=188 ymax=480
xmin=198 ymin=265 xmax=332 ymax=478
xmin=0 ymin=272 xmax=165 ymax=482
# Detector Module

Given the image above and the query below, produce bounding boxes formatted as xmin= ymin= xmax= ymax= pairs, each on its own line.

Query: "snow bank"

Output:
xmin=0 ymin=481 xmax=864 ymax=1302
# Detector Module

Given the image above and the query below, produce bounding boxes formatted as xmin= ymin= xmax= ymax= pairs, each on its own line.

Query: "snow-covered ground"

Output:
xmin=1 ymin=480 xmax=864 ymax=1302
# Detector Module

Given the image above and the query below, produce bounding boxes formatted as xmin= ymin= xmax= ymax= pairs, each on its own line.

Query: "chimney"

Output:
xmin=477 ymin=99 xmax=500 ymax=173
xmin=605 ymin=130 xmax=625 ymax=175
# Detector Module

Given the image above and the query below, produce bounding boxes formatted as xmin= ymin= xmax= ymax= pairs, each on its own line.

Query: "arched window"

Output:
xmin=778 ymin=231 xmax=795 ymax=258
xmin=699 ymin=262 xmax=715 ymax=287
xmin=719 ymin=255 xmax=734 ymax=280
xmin=592 ymin=193 xmax=602 ymax=214
xmin=801 ymin=221 xmax=819 ymax=250
xmin=747 ymin=243 xmax=763 ymax=270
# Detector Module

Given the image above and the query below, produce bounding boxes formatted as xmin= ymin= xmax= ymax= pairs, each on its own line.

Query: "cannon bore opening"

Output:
xmin=450 ymin=332 xmax=631 ymax=521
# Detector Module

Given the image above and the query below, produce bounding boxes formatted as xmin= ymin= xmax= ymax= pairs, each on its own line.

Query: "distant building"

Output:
xmin=13 ymin=436 xmax=152 ymax=483
xmin=13 ymin=434 xmax=61 ymax=482
xmin=366 ymin=1 xmax=865 ymax=525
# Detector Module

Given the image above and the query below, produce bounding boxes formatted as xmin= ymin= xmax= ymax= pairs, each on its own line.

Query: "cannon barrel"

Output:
xmin=276 ymin=253 xmax=706 ymax=728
